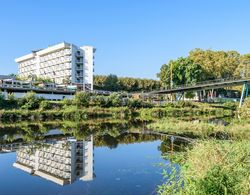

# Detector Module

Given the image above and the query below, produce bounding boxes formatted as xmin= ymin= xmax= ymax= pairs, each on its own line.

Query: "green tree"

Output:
xmin=94 ymin=75 xmax=160 ymax=92
xmin=110 ymin=93 xmax=122 ymax=107
xmin=93 ymin=75 xmax=107 ymax=90
xmin=157 ymin=57 xmax=202 ymax=88
xmin=73 ymin=92 xmax=91 ymax=108
xmin=18 ymin=92 xmax=43 ymax=110
xmin=8 ymin=73 xmax=17 ymax=77
xmin=157 ymin=64 xmax=169 ymax=88
xmin=103 ymin=74 xmax=120 ymax=91
xmin=189 ymin=49 xmax=240 ymax=79
xmin=234 ymin=54 xmax=250 ymax=78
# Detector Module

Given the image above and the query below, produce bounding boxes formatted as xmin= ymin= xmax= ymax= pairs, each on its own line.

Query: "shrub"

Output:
xmin=62 ymin=105 xmax=87 ymax=120
xmin=127 ymin=99 xmax=153 ymax=108
xmin=18 ymin=92 xmax=43 ymax=110
xmin=90 ymin=95 xmax=107 ymax=107
xmin=164 ymin=101 xmax=197 ymax=108
xmin=223 ymin=101 xmax=237 ymax=110
xmin=175 ymin=100 xmax=197 ymax=108
xmin=62 ymin=98 xmax=73 ymax=106
xmin=73 ymin=92 xmax=90 ymax=108
xmin=40 ymin=100 xmax=52 ymax=110
xmin=109 ymin=93 xmax=122 ymax=107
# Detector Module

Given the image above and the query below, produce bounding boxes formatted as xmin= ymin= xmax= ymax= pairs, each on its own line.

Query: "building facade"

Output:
xmin=15 ymin=42 xmax=95 ymax=90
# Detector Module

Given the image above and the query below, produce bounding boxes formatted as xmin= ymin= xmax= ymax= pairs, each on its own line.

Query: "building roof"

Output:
xmin=15 ymin=42 xmax=71 ymax=62
xmin=0 ymin=75 xmax=16 ymax=80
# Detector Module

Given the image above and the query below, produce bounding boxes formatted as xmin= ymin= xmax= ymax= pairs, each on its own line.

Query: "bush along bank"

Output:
xmin=0 ymin=92 xmax=236 ymax=121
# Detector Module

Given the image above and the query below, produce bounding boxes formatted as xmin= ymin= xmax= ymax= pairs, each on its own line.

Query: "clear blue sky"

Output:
xmin=1 ymin=0 xmax=250 ymax=79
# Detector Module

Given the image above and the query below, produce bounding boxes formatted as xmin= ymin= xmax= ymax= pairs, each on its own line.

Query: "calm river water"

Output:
xmin=0 ymin=122 xmax=183 ymax=195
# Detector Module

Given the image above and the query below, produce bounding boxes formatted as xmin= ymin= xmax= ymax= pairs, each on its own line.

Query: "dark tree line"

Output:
xmin=94 ymin=74 xmax=161 ymax=92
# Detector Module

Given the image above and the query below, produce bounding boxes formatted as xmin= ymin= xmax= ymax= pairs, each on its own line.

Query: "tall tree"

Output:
xmin=235 ymin=54 xmax=250 ymax=78
xmin=189 ymin=49 xmax=240 ymax=79
xmin=157 ymin=57 xmax=202 ymax=88
xmin=94 ymin=75 xmax=160 ymax=92
xmin=103 ymin=74 xmax=120 ymax=91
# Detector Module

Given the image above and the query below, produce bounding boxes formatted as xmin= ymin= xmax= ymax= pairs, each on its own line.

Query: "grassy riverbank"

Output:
xmin=158 ymin=140 xmax=250 ymax=194
xmin=147 ymin=117 xmax=249 ymax=139
xmin=151 ymin=116 xmax=250 ymax=194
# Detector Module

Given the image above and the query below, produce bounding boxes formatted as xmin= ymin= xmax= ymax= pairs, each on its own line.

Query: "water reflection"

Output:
xmin=0 ymin=120 xmax=191 ymax=195
xmin=11 ymin=136 xmax=94 ymax=186
xmin=0 ymin=128 xmax=165 ymax=188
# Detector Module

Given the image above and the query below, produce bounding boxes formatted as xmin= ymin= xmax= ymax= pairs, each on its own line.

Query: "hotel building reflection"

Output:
xmin=13 ymin=136 xmax=94 ymax=185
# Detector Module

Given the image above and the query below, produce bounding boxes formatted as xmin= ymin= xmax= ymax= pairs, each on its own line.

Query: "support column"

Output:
xmin=203 ymin=90 xmax=206 ymax=102
xmin=239 ymin=81 xmax=249 ymax=108
xmin=3 ymin=89 xmax=8 ymax=100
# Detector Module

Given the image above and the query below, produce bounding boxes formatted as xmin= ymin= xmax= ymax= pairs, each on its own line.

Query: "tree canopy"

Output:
xmin=158 ymin=49 xmax=249 ymax=88
xmin=189 ymin=49 xmax=240 ymax=79
xmin=94 ymin=74 xmax=160 ymax=92
xmin=157 ymin=57 xmax=202 ymax=88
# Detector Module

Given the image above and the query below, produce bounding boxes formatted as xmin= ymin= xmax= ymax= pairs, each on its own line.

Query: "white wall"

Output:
xmin=3 ymin=92 xmax=73 ymax=100
xmin=81 ymin=46 xmax=95 ymax=90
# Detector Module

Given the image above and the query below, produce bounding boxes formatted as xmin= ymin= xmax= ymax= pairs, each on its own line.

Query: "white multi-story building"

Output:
xmin=13 ymin=136 xmax=95 ymax=185
xmin=15 ymin=42 xmax=96 ymax=90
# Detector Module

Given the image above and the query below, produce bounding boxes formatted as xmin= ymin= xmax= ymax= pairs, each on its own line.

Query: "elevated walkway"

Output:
xmin=149 ymin=77 xmax=250 ymax=95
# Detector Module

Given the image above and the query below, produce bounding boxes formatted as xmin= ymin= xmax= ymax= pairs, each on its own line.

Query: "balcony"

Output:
xmin=76 ymin=59 xmax=83 ymax=64
xmin=76 ymin=73 xmax=83 ymax=77
xmin=76 ymin=65 xmax=83 ymax=70
xmin=75 ymin=52 xmax=83 ymax=57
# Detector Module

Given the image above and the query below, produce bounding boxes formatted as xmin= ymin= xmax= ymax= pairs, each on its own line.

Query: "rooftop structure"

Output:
xmin=15 ymin=42 xmax=96 ymax=91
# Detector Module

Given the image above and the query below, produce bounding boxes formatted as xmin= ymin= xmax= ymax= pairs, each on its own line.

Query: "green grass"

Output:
xmin=158 ymin=140 xmax=250 ymax=195
xmin=147 ymin=117 xmax=250 ymax=140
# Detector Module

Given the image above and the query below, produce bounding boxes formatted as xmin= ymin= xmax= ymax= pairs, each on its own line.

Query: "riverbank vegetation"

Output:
xmin=153 ymin=117 xmax=250 ymax=194
xmin=148 ymin=117 xmax=249 ymax=140
xmin=239 ymin=97 xmax=250 ymax=118
xmin=158 ymin=140 xmax=249 ymax=194
xmin=0 ymin=91 xmax=236 ymax=121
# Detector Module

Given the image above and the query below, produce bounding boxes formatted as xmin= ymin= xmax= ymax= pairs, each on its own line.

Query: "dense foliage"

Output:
xmin=94 ymin=74 xmax=160 ymax=92
xmin=157 ymin=57 xmax=202 ymax=87
xmin=0 ymin=92 xmax=153 ymax=111
xmin=158 ymin=49 xmax=250 ymax=88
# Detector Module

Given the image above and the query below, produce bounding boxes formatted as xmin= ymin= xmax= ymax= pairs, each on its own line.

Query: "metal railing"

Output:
xmin=0 ymin=83 xmax=77 ymax=93
xmin=160 ymin=76 xmax=250 ymax=91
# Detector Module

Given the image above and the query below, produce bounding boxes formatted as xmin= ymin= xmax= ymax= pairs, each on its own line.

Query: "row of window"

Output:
xmin=40 ymin=63 xmax=71 ymax=72
xmin=40 ymin=49 xmax=71 ymax=62
xmin=39 ymin=165 xmax=71 ymax=179
xmin=18 ymin=59 xmax=36 ymax=68
xmin=19 ymin=67 xmax=36 ymax=73
xmin=40 ymin=57 xmax=72 ymax=68
xmin=19 ymin=71 xmax=35 ymax=78
xmin=39 ymin=72 xmax=72 ymax=80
